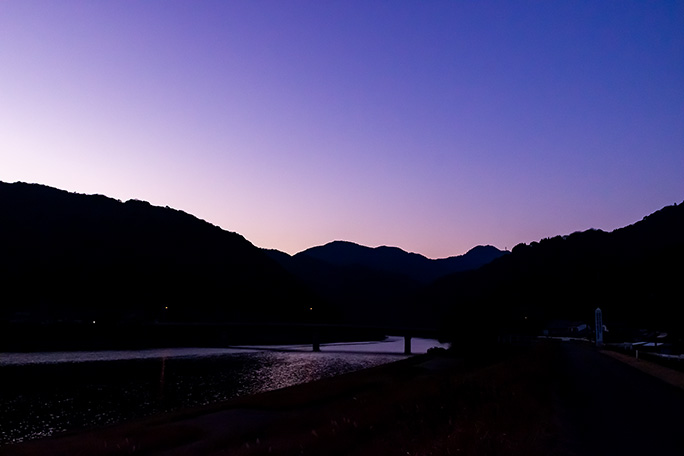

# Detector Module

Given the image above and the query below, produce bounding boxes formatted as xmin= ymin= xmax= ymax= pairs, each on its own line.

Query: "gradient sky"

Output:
xmin=1 ymin=1 xmax=682 ymax=258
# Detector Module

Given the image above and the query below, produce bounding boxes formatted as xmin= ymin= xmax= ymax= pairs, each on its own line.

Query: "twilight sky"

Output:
xmin=1 ymin=1 xmax=682 ymax=258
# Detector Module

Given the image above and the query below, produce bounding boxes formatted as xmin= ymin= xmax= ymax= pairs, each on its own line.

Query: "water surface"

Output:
xmin=0 ymin=337 xmax=446 ymax=445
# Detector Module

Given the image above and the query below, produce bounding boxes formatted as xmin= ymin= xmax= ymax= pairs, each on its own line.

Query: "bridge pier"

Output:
xmin=404 ymin=335 xmax=412 ymax=355
xmin=313 ymin=329 xmax=320 ymax=352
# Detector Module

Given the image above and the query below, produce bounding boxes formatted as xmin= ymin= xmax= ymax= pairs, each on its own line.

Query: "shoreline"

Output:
xmin=0 ymin=322 xmax=390 ymax=353
xmin=4 ymin=352 xmax=444 ymax=455
xmin=2 ymin=340 xmax=445 ymax=447
xmin=5 ymin=344 xmax=565 ymax=456
xmin=8 ymin=341 xmax=684 ymax=455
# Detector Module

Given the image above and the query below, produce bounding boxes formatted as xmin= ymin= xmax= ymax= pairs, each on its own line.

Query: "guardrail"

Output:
xmin=614 ymin=347 xmax=684 ymax=373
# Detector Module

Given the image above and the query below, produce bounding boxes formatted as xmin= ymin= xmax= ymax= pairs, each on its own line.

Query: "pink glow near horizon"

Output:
xmin=1 ymin=1 xmax=682 ymax=258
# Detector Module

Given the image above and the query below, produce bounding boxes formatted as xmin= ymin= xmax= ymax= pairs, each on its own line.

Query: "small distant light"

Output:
xmin=309 ymin=307 xmax=313 ymax=311
xmin=92 ymin=320 xmax=96 ymax=324
xmin=165 ymin=306 xmax=169 ymax=310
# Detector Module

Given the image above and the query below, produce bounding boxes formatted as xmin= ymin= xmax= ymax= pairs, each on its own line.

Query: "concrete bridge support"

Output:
xmin=313 ymin=329 xmax=320 ymax=352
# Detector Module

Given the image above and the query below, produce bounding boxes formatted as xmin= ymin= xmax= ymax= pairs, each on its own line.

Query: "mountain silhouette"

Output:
xmin=0 ymin=181 xmax=320 ymax=326
xmin=297 ymin=241 xmax=507 ymax=284
xmin=264 ymin=241 xmax=507 ymax=326
xmin=424 ymin=201 xmax=684 ymax=349
xmin=4 ymin=180 xmax=679 ymax=351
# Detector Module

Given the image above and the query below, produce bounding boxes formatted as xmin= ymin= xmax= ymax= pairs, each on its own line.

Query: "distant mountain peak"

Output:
xmin=294 ymin=240 xmax=507 ymax=284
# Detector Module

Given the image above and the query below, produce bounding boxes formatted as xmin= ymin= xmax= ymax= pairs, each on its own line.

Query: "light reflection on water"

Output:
xmin=0 ymin=338 xmax=447 ymax=445
xmin=0 ymin=347 xmax=252 ymax=366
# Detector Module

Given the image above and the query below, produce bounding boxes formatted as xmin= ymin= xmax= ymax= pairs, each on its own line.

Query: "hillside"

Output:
xmin=426 ymin=201 xmax=684 ymax=346
xmin=4 ymin=180 xmax=678 ymax=347
xmin=265 ymin=242 xmax=507 ymax=326
xmin=297 ymin=241 xmax=506 ymax=284
xmin=0 ymin=182 xmax=319 ymax=326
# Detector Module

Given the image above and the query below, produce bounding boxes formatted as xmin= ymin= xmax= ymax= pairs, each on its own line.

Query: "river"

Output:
xmin=0 ymin=337 xmax=447 ymax=445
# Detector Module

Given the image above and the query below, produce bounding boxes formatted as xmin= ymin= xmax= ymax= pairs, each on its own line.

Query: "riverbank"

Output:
xmin=5 ymin=343 xmax=563 ymax=456
xmin=601 ymin=349 xmax=684 ymax=390
xmin=0 ymin=322 xmax=388 ymax=352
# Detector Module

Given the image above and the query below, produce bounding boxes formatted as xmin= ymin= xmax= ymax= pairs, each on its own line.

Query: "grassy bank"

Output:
xmin=226 ymin=347 xmax=560 ymax=456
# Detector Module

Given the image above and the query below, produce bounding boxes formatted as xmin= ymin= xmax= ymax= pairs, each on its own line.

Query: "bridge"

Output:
xmin=153 ymin=322 xmax=442 ymax=355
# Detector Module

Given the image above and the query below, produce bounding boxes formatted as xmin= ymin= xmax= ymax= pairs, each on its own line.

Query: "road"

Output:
xmin=553 ymin=343 xmax=684 ymax=455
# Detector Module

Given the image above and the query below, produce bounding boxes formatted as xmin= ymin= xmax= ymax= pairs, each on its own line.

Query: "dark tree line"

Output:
xmin=424 ymin=202 xmax=684 ymax=349
xmin=0 ymin=182 xmax=324 ymax=326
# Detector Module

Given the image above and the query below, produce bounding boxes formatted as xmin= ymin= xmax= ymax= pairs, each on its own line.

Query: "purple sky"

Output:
xmin=2 ymin=1 xmax=682 ymax=258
